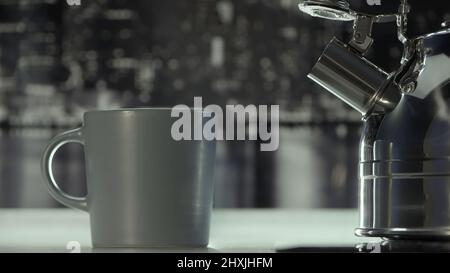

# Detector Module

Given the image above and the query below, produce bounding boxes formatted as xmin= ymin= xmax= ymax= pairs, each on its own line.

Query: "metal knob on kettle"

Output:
xmin=299 ymin=0 xmax=450 ymax=240
xmin=298 ymin=0 xmax=355 ymax=21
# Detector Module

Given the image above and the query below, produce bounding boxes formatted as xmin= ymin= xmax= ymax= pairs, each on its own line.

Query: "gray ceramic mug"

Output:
xmin=41 ymin=108 xmax=216 ymax=248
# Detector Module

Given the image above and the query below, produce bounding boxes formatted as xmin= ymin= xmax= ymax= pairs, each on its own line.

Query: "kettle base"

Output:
xmin=355 ymin=228 xmax=450 ymax=241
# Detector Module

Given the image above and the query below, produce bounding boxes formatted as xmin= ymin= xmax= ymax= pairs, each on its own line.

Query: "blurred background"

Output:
xmin=0 ymin=0 xmax=448 ymax=208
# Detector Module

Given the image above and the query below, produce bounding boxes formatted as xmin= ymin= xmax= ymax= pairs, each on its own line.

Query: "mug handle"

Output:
xmin=41 ymin=128 xmax=88 ymax=211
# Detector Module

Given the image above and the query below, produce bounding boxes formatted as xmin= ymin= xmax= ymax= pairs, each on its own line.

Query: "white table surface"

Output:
xmin=0 ymin=209 xmax=380 ymax=252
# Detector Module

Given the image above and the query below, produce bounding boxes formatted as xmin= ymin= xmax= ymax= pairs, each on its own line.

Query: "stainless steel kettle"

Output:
xmin=299 ymin=0 xmax=450 ymax=239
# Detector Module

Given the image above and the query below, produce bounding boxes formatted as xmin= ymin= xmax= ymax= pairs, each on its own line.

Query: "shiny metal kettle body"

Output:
xmin=299 ymin=0 xmax=450 ymax=239
xmin=356 ymin=30 xmax=450 ymax=239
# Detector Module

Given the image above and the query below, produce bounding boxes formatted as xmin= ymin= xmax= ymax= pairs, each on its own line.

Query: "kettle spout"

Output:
xmin=308 ymin=38 xmax=401 ymax=116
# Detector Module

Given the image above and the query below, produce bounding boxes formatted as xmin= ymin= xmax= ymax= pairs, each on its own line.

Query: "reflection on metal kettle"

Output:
xmin=299 ymin=0 xmax=450 ymax=239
